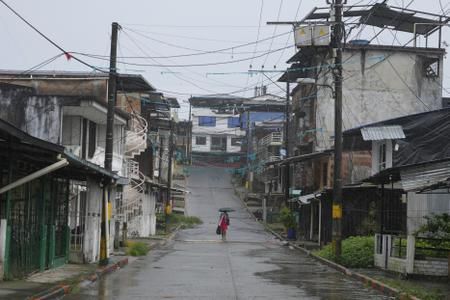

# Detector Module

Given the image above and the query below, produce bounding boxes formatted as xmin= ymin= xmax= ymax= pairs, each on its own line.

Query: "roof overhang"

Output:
xmin=363 ymin=158 xmax=450 ymax=192
xmin=0 ymin=70 xmax=156 ymax=93
xmin=361 ymin=125 xmax=405 ymax=141
xmin=265 ymin=151 xmax=332 ymax=167
xmin=63 ymin=100 xmax=128 ymax=125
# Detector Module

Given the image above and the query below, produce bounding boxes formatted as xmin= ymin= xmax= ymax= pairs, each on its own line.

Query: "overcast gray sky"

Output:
xmin=1 ymin=0 xmax=449 ymax=119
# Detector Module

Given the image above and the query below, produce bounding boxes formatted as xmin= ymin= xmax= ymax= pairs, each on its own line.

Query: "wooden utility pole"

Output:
xmin=101 ymin=21 xmax=119 ymax=266
xmin=167 ymin=119 xmax=174 ymax=206
xmin=188 ymin=102 xmax=192 ymax=165
xmin=331 ymin=0 xmax=344 ymax=259
xmin=284 ymin=74 xmax=290 ymax=205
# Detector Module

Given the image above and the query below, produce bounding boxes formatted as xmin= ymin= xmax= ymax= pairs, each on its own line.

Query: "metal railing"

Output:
xmin=258 ymin=132 xmax=283 ymax=147
xmin=390 ymin=235 xmax=450 ymax=259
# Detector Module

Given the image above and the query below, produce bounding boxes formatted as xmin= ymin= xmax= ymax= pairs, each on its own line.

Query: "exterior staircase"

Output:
xmin=116 ymin=112 xmax=148 ymax=237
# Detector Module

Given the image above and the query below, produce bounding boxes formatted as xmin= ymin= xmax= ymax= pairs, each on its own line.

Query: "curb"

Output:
xmin=232 ymin=184 xmax=420 ymax=300
xmin=264 ymin=223 xmax=420 ymax=300
xmin=28 ymin=257 xmax=129 ymax=300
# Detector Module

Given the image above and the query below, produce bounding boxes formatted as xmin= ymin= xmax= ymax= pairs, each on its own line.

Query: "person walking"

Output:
xmin=218 ymin=212 xmax=230 ymax=241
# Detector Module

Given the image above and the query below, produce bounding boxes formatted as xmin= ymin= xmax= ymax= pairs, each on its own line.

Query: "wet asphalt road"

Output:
xmin=66 ymin=166 xmax=388 ymax=300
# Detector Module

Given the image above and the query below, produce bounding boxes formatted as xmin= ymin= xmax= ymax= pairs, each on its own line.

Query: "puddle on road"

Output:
xmin=248 ymin=247 xmax=389 ymax=300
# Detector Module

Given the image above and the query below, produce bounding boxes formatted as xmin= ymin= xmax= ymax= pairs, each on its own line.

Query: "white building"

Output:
xmin=189 ymin=95 xmax=245 ymax=155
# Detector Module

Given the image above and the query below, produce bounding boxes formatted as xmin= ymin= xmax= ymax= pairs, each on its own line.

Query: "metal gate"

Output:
xmin=9 ymin=180 xmax=42 ymax=278
xmin=68 ymin=182 xmax=87 ymax=263
xmin=49 ymin=178 xmax=69 ymax=267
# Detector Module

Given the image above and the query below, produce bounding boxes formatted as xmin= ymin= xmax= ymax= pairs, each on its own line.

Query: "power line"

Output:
xmin=0 ymin=0 xmax=107 ymax=74
xmin=121 ymin=26 xmax=292 ymax=59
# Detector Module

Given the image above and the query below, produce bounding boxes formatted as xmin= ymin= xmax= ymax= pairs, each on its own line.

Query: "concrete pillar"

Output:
xmin=318 ymin=201 xmax=322 ymax=246
xmin=262 ymin=197 xmax=267 ymax=223
xmin=0 ymin=219 xmax=6 ymax=263
xmin=309 ymin=203 xmax=314 ymax=240
xmin=406 ymin=235 xmax=416 ymax=274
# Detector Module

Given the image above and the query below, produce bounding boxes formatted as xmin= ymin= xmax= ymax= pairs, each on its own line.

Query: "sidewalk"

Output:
xmin=0 ymin=256 xmax=127 ymax=300
xmin=0 ymin=236 xmax=170 ymax=300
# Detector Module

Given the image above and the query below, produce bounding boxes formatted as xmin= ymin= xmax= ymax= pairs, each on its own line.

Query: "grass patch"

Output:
xmin=374 ymin=277 xmax=446 ymax=300
xmin=313 ymin=236 xmax=374 ymax=268
xmin=126 ymin=241 xmax=150 ymax=256
xmin=166 ymin=214 xmax=203 ymax=230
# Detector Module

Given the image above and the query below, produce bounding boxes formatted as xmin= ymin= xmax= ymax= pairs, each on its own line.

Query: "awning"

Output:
xmin=266 ymin=150 xmax=332 ymax=167
xmin=400 ymin=160 xmax=450 ymax=192
xmin=289 ymin=192 xmax=321 ymax=205
xmin=361 ymin=125 xmax=405 ymax=141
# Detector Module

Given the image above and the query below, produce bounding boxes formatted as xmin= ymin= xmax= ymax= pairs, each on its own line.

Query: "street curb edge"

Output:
xmin=28 ymin=257 xmax=129 ymax=300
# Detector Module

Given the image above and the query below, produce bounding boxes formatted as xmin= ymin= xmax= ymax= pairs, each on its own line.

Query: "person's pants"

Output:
xmin=221 ymin=230 xmax=227 ymax=241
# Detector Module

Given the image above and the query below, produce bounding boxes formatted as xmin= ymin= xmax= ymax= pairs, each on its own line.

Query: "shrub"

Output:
xmin=314 ymin=236 xmax=374 ymax=268
xmin=166 ymin=214 xmax=203 ymax=229
xmin=126 ymin=241 xmax=149 ymax=256
xmin=279 ymin=207 xmax=296 ymax=230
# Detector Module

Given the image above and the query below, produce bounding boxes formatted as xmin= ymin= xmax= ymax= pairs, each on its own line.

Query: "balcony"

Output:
xmin=258 ymin=132 xmax=283 ymax=147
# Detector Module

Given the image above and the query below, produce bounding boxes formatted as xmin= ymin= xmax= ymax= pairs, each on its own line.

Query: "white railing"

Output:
xmin=258 ymin=132 xmax=283 ymax=147
xmin=125 ymin=113 xmax=148 ymax=158
xmin=126 ymin=159 xmax=140 ymax=179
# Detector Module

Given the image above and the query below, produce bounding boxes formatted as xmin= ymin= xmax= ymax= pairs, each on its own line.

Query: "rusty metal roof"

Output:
xmin=304 ymin=3 xmax=449 ymax=35
xmin=400 ymin=160 xmax=450 ymax=191
xmin=361 ymin=125 xmax=405 ymax=141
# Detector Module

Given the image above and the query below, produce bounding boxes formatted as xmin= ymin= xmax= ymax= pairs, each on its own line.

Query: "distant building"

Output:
xmin=189 ymin=95 xmax=245 ymax=159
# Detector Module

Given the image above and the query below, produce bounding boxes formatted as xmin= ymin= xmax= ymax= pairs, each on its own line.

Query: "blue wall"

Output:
xmin=240 ymin=112 xmax=284 ymax=129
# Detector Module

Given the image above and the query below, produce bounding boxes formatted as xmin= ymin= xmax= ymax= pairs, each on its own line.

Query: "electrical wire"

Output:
xmin=0 ymin=0 xmax=107 ymax=74
xmin=120 ymin=26 xmax=292 ymax=59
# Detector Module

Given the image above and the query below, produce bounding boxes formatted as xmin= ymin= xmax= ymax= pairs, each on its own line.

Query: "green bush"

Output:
xmin=279 ymin=207 xmax=296 ymax=230
xmin=314 ymin=236 xmax=374 ymax=268
xmin=126 ymin=241 xmax=149 ymax=256
xmin=166 ymin=214 xmax=203 ymax=229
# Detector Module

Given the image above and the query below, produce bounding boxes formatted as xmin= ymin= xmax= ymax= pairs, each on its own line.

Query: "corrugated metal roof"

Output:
xmin=400 ymin=160 xmax=450 ymax=191
xmin=361 ymin=125 xmax=405 ymax=141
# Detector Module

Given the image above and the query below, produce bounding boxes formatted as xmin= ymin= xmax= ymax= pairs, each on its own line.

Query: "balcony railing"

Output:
xmin=258 ymin=132 xmax=283 ymax=147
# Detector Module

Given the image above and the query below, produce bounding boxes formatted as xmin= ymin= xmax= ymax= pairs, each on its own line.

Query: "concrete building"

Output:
xmin=0 ymin=70 xmax=157 ymax=265
xmin=189 ymin=95 xmax=245 ymax=159
xmin=262 ymin=3 xmax=449 ymax=247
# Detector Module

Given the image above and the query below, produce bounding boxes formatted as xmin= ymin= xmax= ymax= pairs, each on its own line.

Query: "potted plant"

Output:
xmin=280 ymin=207 xmax=297 ymax=240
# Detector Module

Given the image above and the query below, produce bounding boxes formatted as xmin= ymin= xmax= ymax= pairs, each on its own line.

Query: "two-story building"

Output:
xmin=0 ymin=83 xmax=122 ymax=279
xmin=263 ymin=3 xmax=449 ymax=244
xmin=189 ymin=95 xmax=245 ymax=165
xmin=0 ymin=70 xmax=156 ymax=266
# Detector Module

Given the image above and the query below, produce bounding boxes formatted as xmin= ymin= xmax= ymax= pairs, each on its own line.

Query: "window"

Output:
xmin=322 ymin=162 xmax=328 ymax=187
xmin=379 ymin=143 xmax=387 ymax=171
xmin=88 ymin=121 xmax=97 ymax=158
xmin=422 ymin=57 xmax=439 ymax=78
xmin=211 ymin=137 xmax=221 ymax=145
xmin=195 ymin=136 xmax=206 ymax=145
xmin=227 ymin=117 xmax=240 ymax=128
xmin=231 ymin=138 xmax=241 ymax=146
xmin=198 ymin=116 xmax=216 ymax=127
xmin=211 ymin=136 xmax=227 ymax=151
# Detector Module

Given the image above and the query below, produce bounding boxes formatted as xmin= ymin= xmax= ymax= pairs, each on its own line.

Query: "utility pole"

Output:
xmin=246 ymin=110 xmax=251 ymax=193
xmin=167 ymin=119 xmax=174 ymax=210
xmin=331 ymin=0 xmax=344 ymax=259
xmin=284 ymin=73 xmax=290 ymax=205
xmin=188 ymin=102 xmax=192 ymax=165
xmin=101 ymin=21 xmax=119 ymax=266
